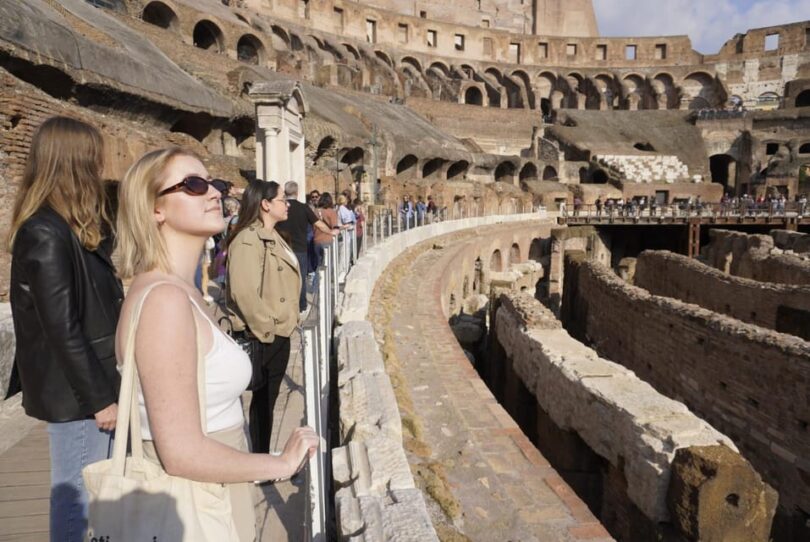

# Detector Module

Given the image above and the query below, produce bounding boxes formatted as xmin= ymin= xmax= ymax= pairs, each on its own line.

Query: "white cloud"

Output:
xmin=593 ymin=0 xmax=810 ymax=54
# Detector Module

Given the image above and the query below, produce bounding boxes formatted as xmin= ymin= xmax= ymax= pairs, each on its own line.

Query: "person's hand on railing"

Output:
xmin=277 ymin=426 xmax=320 ymax=480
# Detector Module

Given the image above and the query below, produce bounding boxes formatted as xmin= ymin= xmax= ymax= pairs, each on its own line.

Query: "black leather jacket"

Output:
xmin=5 ymin=207 xmax=123 ymax=422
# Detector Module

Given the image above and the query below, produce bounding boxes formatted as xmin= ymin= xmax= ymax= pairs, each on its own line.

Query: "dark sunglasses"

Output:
xmin=157 ymin=176 xmax=230 ymax=197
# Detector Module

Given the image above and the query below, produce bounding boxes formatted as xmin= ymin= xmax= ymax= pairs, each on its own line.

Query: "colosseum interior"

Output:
xmin=1 ymin=1 xmax=810 ymax=541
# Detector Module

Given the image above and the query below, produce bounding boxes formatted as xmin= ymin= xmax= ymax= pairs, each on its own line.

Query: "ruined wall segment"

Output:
xmin=635 ymin=250 xmax=810 ymax=340
xmin=534 ymin=0 xmax=598 ymax=38
xmin=562 ymin=254 xmax=810 ymax=527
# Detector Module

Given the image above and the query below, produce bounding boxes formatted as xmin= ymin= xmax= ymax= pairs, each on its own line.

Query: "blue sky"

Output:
xmin=592 ymin=0 xmax=810 ymax=54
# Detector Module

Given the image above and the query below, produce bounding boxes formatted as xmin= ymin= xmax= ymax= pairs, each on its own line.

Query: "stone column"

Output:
xmin=250 ymin=81 xmax=309 ymax=202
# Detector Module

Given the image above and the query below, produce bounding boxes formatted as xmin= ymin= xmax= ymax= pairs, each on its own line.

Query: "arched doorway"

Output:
xmin=237 ymin=34 xmax=264 ymax=65
xmin=465 ymin=86 xmax=483 ymax=106
xmin=710 ymin=154 xmax=736 ymax=190
xmin=797 ymin=90 xmax=810 ymax=108
xmin=510 ymin=243 xmax=521 ymax=265
xmin=495 ymin=162 xmax=516 ymax=184
xmin=542 ymin=166 xmax=558 ymax=180
xmin=422 ymin=158 xmax=444 ymax=180
xmin=519 ymin=163 xmax=538 ymax=182
xmin=490 ymin=250 xmax=503 ymax=272
xmin=447 ymin=160 xmax=469 ymax=180
xmin=142 ymin=2 xmax=178 ymax=30
xmin=397 ymin=155 xmax=418 ymax=178
xmin=193 ymin=20 xmax=224 ymax=52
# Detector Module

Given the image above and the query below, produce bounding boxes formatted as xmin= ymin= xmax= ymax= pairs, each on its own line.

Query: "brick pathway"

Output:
xmin=370 ymin=229 xmax=613 ymax=542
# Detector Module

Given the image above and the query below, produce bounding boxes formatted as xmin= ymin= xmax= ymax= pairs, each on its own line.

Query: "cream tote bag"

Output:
xmin=82 ymin=283 xmax=240 ymax=541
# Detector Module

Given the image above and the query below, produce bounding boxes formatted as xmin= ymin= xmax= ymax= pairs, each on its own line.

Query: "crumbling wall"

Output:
xmin=493 ymin=291 xmax=776 ymax=541
xmin=702 ymin=229 xmax=810 ymax=285
xmin=562 ymin=254 xmax=810 ymax=536
xmin=635 ymin=250 xmax=810 ymax=340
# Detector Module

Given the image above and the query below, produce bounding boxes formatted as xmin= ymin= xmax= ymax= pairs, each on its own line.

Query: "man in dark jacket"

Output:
xmin=276 ymin=181 xmax=337 ymax=312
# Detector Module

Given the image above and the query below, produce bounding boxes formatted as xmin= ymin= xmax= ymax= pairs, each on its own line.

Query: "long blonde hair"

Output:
xmin=116 ymin=147 xmax=200 ymax=279
xmin=8 ymin=116 xmax=110 ymax=251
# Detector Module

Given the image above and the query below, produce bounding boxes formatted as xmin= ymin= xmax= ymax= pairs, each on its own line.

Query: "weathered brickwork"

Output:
xmin=562 ymin=254 xmax=810 ymax=538
xmin=635 ymin=250 xmax=810 ymax=340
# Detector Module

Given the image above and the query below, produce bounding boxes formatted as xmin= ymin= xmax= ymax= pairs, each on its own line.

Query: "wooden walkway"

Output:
xmin=0 ymin=422 xmax=50 ymax=541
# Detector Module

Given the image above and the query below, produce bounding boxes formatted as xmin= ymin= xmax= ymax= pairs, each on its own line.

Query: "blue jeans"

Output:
xmin=48 ymin=419 xmax=113 ymax=542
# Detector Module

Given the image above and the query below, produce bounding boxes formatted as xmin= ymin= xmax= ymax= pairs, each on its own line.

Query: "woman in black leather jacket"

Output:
xmin=5 ymin=117 xmax=123 ymax=542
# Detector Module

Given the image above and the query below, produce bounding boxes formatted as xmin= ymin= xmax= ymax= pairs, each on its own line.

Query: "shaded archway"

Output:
xmin=710 ymin=154 xmax=736 ymax=190
xmin=799 ymin=143 xmax=810 ymax=154
xmin=542 ymin=166 xmax=558 ymax=180
xmin=422 ymin=158 xmax=444 ymax=180
xmin=193 ymin=20 xmax=224 ymax=52
xmin=312 ymin=136 xmax=336 ymax=165
xmin=519 ymin=162 xmax=538 ymax=181
xmin=490 ymin=249 xmax=503 ymax=272
xmin=270 ymin=25 xmax=290 ymax=50
xmin=590 ymin=169 xmax=608 ymax=184
xmin=510 ymin=243 xmax=521 ymax=265
xmin=797 ymin=90 xmax=810 ymax=108
xmin=375 ymin=50 xmax=393 ymax=68
xmin=142 ymin=1 xmax=178 ymax=30
xmin=237 ymin=34 xmax=264 ymax=65
xmin=495 ymin=161 xmax=516 ymax=183
xmin=529 ymin=239 xmax=543 ymax=261
xmin=447 ymin=160 xmax=469 ymax=180
xmin=397 ymin=154 xmax=418 ymax=178
xmin=465 ymin=86 xmax=483 ymax=106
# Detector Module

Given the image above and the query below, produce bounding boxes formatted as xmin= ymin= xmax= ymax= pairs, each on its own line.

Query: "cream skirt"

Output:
xmin=142 ymin=424 xmax=257 ymax=542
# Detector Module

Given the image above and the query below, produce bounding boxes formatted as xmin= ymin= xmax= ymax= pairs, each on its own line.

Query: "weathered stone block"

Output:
xmin=667 ymin=445 xmax=777 ymax=542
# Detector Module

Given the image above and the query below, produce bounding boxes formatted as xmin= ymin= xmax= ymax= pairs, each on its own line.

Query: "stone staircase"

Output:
xmin=596 ymin=154 xmax=697 ymax=184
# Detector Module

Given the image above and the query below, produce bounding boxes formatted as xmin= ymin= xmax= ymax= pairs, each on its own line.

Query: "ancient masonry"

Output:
xmin=1 ymin=1 xmax=810 ymax=541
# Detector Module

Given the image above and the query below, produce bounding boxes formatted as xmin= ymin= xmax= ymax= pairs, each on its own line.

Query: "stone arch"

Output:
xmin=289 ymin=32 xmax=304 ymax=52
xmin=464 ymin=86 xmax=483 ymax=105
xmin=799 ymin=142 xmax=810 ymax=154
xmin=428 ymin=61 xmax=452 ymax=78
xmin=495 ymin=161 xmax=517 ymax=183
xmin=529 ymin=238 xmax=543 ymax=261
xmin=542 ymin=165 xmax=558 ymax=180
xmin=510 ymin=243 xmax=521 ymax=265
xmin=397 ymin=154 xmax=418 ymax=178
xmin=171 ymin=111 xmax=214 ymax=142
xmin=710 ymin=154 xmax=736 ymax=190
xmin=622 ymin=73 xmax=652 ymax=110
xmin=487 ymin=67 xmax=524 ymax=108
xmin=459 ymin=64 xmax=476 ymax=78
xmin=341 ymin=44 xmax=360 ymax=60
xmin=340 ymin=147 xmax=364 ymax=167
xmin=683 ymin=72 xmax=724 ymax=109
xmin=375 ymin=50 xmax=393 ymax=67
xmin=511 ymin=69 xmax=535 ymax=109
xmin=237 ymin=34 xmax=265 ymax=65
xmin=519 ymin=162 xmax=538 ymax=181
xmin=447 ymin=160 xmax=469 ymax=180
xmin=142 ymin=1 xmax=179 ymax=30
xmin=490 ymin=249 xmax=503 ymax=272
xmin=270 ymin=25 xmax=290 ymax=50
xmin=310 ymin=36 xmax=344 ymax=62
xmin=536 ymin=71 xmax=557 ymax=100
xmin=422 ymin=158 xmax=444 ymax=180
xmin=757 ymin=92 xmax=780 ymax=109
xmin=312 ymin=136 xmax=336 ymax=165
xmin=653 ymin=72 xmax=679 ymax=109
xmin=400 ymin=56 xmax=424 ymax=73
xmin=797 ymin=90 xmax=810 ymax=108
xmin=193 ymin=19 xmax=225 ymax=52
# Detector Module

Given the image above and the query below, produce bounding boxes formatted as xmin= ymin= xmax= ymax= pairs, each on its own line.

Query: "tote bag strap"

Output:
xmin=111 ymin=281 xmax=207 ymax=476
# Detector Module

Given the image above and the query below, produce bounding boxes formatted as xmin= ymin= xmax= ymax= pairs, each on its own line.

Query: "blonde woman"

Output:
xmin=5 ymin=116 xmax=122 ymax=542
xmin=116 ymin=148 xmax=318 ymax=541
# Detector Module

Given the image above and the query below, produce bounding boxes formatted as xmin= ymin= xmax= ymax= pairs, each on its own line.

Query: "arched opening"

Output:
xmin=634 ymin=142 xmax=656 ymax=152
xmin=795 ymin=90 xmax=810 ymax=108
xmin=400 ymin=56 xmax=423 ymax=74
xmin=490 ymin=249 xmax=503 ymax=272
xmin=495 ymin=162 xmax=516 ymax=183
xmin=799 ymin=143 xmax=810 ymax=154
xmin=237 ymin=34 xmax=264 ymax=65
xmin=193 ymin=20 xmax=224 ymax=52
xmin=271 ymin=25 xmax=290 ymax=50
xmin=465 ymin=86 xmax=483 ymax=106
xmin=529 ymin=239 xmax=543 ymax=261
xmin=510 ymin=243 xmax=521 ymax=265
xmin=542 ymin=166 xmax=558 ymax=180
xmin=343 ymin=44 xmax=360 ymax=61
xmin=422 ymin=158 xmax=444 ymax=180
xmin=541 ymin=98 xmax=551 ymax=116
xmin=447 ymin=160 xmax=469 ymax=180
xmin=397 ymin=155 xmax=418 ymax=178
xmin=519 ymin=163 xmax=538 ymax=182
xmin=170 ymin=112 xmax=214 ymax=142
xmin=313 ymin=136 xmax=336 ymax=165
xmin=428 ymin=62 xmax=451 ymax=78
xmin=579 ymin=167 xmax=589 ymax=183
xmin=591 ymin=169 xmax=608 ymax=184
xmin=710 ymin=154 xmax=736 ymax=189
xmin=375 ymin=50 xmax=393 ymax=67
xmin=142 ymin=1 xmax=178 ymax=30
xmin=341 ymin=147 xmax=364 ymax=167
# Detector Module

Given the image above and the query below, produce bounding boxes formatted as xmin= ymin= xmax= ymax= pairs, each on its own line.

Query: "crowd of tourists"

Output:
xmin=3 ymin=116 xmax=332 ymax=541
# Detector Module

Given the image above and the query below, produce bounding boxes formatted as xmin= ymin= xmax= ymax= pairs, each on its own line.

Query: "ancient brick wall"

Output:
xmin=562 ymin=254 xmax=810 ymax=536
xmin=635 ymin=250 xmax=810 ymax=340
xmin=702 ymin=229 xmax=810 ymax=286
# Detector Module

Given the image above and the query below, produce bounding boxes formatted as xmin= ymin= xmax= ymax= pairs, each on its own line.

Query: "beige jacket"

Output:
xmin=227 ymin=222 xmax=302 ymax=343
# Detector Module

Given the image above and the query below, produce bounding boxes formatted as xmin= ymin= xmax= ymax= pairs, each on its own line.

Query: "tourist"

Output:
xmin=415 ymin=196 xmax=427 ymax=225
xmin=314 ymin=192 xmax=342 ymax=260
xmin=353 ymin=198 xmax=366 ymax=254
xmin=426 ymin=195 xmax=438 ymax=221
xmin=115 ymin=151 xmax=317 ymax=541
xmin=337 ymin=194 xmax=356 ymax=228
xmin=799 ymin=194 xmax=808 ymax=217
xmin=275 ymin=181 xmax=337 ymax=312
xmin=223 ymin=179 xmax=310 ymax=459
xmin=595 ymin=197 xmax=602 ymax=217
xmin=398 ymin=194 xmax=414 ymax=229
xmin=6 ymin=116 xmax=122 ymax=542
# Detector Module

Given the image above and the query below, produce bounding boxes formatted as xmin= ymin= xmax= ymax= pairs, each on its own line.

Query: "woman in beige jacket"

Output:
xmin=227 ymin=180 xmax=302 ymax=453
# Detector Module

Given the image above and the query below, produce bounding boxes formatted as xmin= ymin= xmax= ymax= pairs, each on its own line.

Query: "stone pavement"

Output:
xmin=369 ymin=230 xmax=613 ymax=541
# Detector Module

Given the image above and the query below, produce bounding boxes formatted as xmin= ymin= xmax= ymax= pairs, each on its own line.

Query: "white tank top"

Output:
xmin=137 ymin=296 xmax=252 ymax=440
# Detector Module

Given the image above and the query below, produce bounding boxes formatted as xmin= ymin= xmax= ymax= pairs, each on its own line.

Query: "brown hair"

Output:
xmin=8 ymin=116 xmax=110 ymax=251
xmin=116 ymin=147 xmax=200 ymax=279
